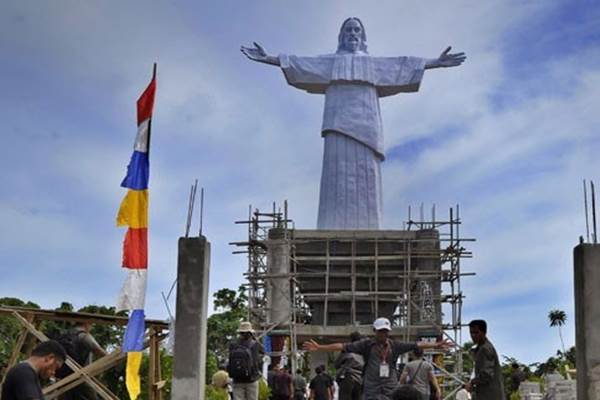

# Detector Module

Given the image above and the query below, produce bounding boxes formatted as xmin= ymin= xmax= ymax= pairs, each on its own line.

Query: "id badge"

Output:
xmin=379 ymin=362 xmax=390 ymax=378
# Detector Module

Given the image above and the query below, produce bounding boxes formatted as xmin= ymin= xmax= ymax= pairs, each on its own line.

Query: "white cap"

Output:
xmin=373 ymin=317 xmax=392 ymax=331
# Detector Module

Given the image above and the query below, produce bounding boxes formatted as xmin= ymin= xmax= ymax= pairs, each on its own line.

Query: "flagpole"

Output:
xmin=146 ymin=63 xmax=157 ymax=158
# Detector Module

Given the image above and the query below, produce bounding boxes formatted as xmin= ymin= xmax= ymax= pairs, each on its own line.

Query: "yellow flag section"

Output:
xmin=117 ymin=190 xmax=149 ymax=228
xmin=126 ymin=352 xmax=143 ymax=400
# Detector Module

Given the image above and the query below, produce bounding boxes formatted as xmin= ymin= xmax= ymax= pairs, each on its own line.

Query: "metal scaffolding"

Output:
xmin=231 ymin=202 xmax=474 ymax=392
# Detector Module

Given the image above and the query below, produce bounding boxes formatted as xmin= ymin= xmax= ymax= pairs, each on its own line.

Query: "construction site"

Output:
xmin=231 ymin=202 xmax=474 ymax=388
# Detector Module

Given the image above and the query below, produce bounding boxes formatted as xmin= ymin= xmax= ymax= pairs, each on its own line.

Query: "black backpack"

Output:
xmin=55 ymin=330 xmax=90 ymax=378
xmin=227 ymin=343 xmax=255 ymax=380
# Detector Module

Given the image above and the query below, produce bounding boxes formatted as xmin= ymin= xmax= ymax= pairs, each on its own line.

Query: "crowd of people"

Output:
xmin=221 ymin=317 xmax=506 ymax=400
xmin=2 ymin=317 xmax=506 ymax=400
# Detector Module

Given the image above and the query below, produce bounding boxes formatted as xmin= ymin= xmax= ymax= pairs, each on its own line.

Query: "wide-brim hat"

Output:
xmin=237 ymin=321 xmax=255 ymax=333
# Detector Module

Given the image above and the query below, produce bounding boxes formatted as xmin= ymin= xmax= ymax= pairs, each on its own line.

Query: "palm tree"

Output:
xmin=548 ymin=309 xmax=567 ymax=355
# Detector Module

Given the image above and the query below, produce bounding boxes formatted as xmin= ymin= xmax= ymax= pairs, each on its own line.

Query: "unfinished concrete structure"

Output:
xmin=574 ymin=243 xmax=600 ymax=400
xmin=172 ymin=236 xmax=211 ymax=400
xmin=232 ymin=202 xmax=473 ymax=382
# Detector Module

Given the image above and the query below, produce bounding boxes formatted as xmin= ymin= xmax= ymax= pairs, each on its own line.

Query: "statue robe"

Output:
xmin=279 ymin=53 xmax=426 ymax=229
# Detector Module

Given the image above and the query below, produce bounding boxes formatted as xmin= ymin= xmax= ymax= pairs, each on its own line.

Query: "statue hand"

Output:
xmin=241 ymin=42 xmax=269 ymax=62
xmin=435 ymin=46 xmax=466 ymax=67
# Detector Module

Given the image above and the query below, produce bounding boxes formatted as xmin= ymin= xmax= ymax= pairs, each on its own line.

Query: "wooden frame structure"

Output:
xmin=0 ymin=306 xmax=169 ymax=400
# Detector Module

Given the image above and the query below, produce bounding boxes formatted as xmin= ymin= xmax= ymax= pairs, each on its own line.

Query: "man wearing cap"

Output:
xmin=303 ymin=318 xmax=450 ymax=400
xmin=228 ymin=321 xmax=263 ymax=400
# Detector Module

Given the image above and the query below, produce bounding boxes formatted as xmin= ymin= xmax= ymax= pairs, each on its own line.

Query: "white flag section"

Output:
xmin=133 ymin=118 xmax=150 ymax=153
xmin=116 ymin=269 xmax=147 ymax=311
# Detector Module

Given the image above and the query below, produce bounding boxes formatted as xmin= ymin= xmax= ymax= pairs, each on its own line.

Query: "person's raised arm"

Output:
xmin=425 ymin=46 xmax=466 ymax=70
xmin=399 ymin=370 xmax=408 ymax=384
xmin=240 ymin=42 xmax=281 ymax=66
xmin=429 ymin=369 xmax=442 ymax=400
xmin=302 ymin=340 xmax=344 ymax=352
xmin=416 ymin=339 xmax=453 ymax=351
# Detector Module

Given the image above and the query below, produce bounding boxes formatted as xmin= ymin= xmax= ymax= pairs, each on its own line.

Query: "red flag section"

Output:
xmin=136 ymin=78 xmax=156 ymax=125
xmin=122 ymin=228 xmax=148 ymax=269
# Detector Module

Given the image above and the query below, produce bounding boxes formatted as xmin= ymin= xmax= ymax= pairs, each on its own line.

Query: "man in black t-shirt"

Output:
xmin=309 ymin=366 xmax=333 ymax=400
xmin=272 ymin=367 xmax=293 ymax=400
xmin=2 ymin=340 xmax=66 ymax=400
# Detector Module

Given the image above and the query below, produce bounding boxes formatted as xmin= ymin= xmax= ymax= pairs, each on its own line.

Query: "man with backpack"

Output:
xmin=292 ymin=369 xmax=307 ymax=400
xmin=399 ymin=348 xmax=441 ymax=400
xmin=228 ymin=321 xmax=263 ymax=400
xmin=303 ymin=317 xmax=451 ymax=400
xmin=333 ymin=332 xmax=363 ymax=400
xmin=55 ymin=322 xmax=106 ymax=400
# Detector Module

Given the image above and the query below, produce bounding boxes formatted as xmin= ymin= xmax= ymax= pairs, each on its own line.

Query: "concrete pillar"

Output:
xmin=267 ymin=228 xmax=291 ymax=326
xmin=172 ymin=237 xmax=211 ymax=400
xmin=412 ymin=229 xmax=441 ymax=336
xmin=573 ymin=243 xmax=600 ymax=400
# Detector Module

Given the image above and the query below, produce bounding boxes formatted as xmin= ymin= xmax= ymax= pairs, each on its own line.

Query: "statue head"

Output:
xmin=337 ymin=17 xmax=368 ymax=54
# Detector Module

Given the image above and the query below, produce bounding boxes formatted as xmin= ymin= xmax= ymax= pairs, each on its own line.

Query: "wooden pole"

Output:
xmin=148 ymin=327 xmax=163 ymax=400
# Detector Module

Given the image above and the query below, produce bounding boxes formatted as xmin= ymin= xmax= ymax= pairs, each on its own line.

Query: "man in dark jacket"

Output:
xmin=465 ymin=320 xmax=505 ymax=400
xmin=333 ymin=332 xmax=363 ymax=400
xmin=303 ymin=317 xmax=450 ymax=400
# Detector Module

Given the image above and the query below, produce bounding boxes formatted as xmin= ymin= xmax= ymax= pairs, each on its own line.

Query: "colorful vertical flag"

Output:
xmin=116 ymin=65 xmax=156 ymax=400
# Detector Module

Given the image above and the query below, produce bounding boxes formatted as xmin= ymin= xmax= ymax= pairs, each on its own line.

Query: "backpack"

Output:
xmin=227 ymin=343 xmax=255 ymax=380
xmin=55 ymin=329 xmax=89 ymax=378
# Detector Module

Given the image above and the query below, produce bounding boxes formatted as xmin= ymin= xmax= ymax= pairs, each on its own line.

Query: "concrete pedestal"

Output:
xmin=172 ymin=237 xmax=211 ymax=400
xmin=573 ymin=244 xmax=600 ymax=400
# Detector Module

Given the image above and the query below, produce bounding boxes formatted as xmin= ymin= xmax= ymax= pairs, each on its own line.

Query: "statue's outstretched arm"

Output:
xmin=240 ymin=42 xmax=281 ymax=66
xmin=425 ymin=46 xmax=466 ymax=69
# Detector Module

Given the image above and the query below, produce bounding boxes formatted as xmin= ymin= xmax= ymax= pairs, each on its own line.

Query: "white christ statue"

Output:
xmin=242 ymin=17 xmax=466 ymax=230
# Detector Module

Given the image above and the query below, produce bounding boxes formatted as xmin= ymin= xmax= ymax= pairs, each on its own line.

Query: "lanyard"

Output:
xmin=375 ymin=340 xmax=391 ymax=363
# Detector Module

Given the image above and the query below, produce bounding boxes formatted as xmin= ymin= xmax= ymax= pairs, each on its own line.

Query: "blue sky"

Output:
xmin=2 ymin=1 xmax=600 ymax=365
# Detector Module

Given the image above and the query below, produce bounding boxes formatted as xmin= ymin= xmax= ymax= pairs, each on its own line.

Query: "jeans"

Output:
xmin=233 ymin=380 xmax=259 ymax=400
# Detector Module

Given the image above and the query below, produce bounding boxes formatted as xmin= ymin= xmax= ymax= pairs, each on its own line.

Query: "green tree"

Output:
xmin=0 ymin=297 xmax=40 ymax=372
xmin=461 ymin=341 xmax=474 ymax=375
xmin=548 ymin=309 xmax=567 ymax=355
xmin=206 ymin=286 xmax=248 ymax=371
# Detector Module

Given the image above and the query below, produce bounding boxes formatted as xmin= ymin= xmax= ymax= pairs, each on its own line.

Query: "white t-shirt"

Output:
xmin=456 ymin=388 xmax=471 ymax=400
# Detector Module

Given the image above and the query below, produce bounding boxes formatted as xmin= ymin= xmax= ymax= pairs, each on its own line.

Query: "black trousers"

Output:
xmin=338 ymin=378 xmax=361 ymax=400
xmin=58 ymin=383 xmax=97 ymax=400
